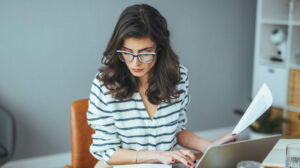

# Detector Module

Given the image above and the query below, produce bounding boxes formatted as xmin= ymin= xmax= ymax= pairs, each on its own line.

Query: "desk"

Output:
xmin=264 ymin=135 xmax=300 ymax=168
xmin=194 ymin=135 xmax=300 ymax=168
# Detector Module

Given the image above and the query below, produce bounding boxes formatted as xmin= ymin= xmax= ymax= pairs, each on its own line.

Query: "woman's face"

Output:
xmin=121 ymin=36 xmax=157 ymax=80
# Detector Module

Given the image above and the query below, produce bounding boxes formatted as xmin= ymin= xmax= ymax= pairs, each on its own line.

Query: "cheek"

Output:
xmin=144 ymin=60 xmax=155 ymax=71
xmin=142 ymin=57 xmax=156 ymax=74
xmin=125 ymin=62 xmax=132 ymax=68
xmin=149 ymin=56 xmax=157 ymax=68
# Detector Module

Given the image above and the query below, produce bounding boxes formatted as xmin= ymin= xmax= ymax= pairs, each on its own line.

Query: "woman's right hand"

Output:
xmin=156 ymin=150 xmax=196 ymax=168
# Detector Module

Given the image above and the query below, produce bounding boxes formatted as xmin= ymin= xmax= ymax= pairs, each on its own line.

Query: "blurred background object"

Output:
xmin=0 ymin=106 xmax=16 ymax=166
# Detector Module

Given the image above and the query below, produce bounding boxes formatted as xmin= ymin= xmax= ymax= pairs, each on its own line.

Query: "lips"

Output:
xmin=132 ymin=68 xmax=143 ymax=72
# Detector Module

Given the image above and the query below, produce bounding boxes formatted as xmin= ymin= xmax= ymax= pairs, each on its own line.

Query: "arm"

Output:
xmin=87 ymin=77 xmax=121 ymax=164
xmin=176 ymin=129 xmax=212 ymax=152
xmin=108 ymin=148 xmax=196 ymax=167
xmin=177 ymin=130 xmax=238 ymax=152
xmin=107 ymin=149 xmax=158 ymax=165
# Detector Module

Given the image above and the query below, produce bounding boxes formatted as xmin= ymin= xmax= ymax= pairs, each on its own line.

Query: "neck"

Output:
xmin=139 ymin=75 xmax=149 ymax=89
xmin=139 ymin=68 xmax=154 ymax=90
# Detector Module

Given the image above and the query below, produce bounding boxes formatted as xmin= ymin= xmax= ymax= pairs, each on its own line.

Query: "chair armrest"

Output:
xmin=64 ymin=165 xmax=72 ymax=168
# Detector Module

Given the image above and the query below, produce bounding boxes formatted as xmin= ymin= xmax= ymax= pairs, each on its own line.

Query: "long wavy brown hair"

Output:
xmin=98 ymin=4 xmax=183 ymax=105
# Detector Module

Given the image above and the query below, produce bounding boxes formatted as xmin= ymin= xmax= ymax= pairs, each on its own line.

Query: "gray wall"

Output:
xmin=0 ymin=0 xmax=256 ymax=160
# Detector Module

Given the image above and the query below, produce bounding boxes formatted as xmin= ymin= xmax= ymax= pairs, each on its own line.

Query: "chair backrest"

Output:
xmin=0 ymin=106 xmax=16 ymax=166
xmin=67 ymin=99 xmax=98 ymax=168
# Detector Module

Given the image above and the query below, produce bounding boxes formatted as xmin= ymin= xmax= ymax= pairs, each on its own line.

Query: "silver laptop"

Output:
xmin=195 ymin=135 xmax=281 ymax=168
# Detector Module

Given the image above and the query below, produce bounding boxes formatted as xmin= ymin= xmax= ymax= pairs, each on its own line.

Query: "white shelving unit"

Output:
xmin=252 ymin=0 xmax=300 ymax=135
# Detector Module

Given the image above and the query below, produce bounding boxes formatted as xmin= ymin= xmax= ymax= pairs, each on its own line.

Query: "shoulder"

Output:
xmin=179 ymin=64 xmax=188 ymax=74
xmin=179 ymin=64 xmax=189 ymax=83
xmin=90 ymin=72 xmax=112 ymax=100
xmin=176 ymin=64 xmax=189 ymax=97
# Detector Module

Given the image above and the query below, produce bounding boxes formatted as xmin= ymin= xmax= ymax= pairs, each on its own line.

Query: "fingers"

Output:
xmin=178 ymin=150 xmax=196 ymax=163
xmin=214 ymin=133 xmax=239 ymax=145
xmin=234 ymin=135 xmax=239 ymax=141
xmin=231 ymin=133 xmax=239 ymax=142
xmin=172 ymin=150 xmax=195 ymax=168
xmin=158 ymin=150 xmax=196 ymax=168
xmin=157 ymin=151 xmax=176 ymax=165
xmin=172 ymin=152 xmax=194 ymax=168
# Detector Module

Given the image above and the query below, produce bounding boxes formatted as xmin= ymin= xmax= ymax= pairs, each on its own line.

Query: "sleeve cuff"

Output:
xmin=102 ymin=147 xmax=120 ymax=165
xmin=176 ymin=126 xmax=187 ymax=134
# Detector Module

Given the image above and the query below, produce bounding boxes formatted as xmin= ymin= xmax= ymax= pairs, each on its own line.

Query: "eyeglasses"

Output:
xmin=116 ymin=50 xmax=156 ymax=64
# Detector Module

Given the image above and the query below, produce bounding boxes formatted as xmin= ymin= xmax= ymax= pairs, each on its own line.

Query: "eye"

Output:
xmin=140 ymin=53 xmax=153 ymax=57
xmin=139 ymin=51 xmax=156 ymax=56
xmin=123 ymin=52 xmax=131 ymax=56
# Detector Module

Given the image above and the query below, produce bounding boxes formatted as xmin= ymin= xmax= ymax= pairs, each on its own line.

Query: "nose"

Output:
xmin=132 ymin=56 xmax=141 ymax=66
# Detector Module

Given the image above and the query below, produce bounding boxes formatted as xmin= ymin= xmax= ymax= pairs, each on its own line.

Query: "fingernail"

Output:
xmin=187 ymin=163 xmax=191 ymax=166
xmin=194 ymin=160 xmax=196 ymax=163
xmin=172 ymin=159 xmax=175 ymax=162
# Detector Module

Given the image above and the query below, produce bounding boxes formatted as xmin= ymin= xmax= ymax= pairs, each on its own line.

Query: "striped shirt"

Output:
xmin=87 ymin=65 xmax=190 ymax=164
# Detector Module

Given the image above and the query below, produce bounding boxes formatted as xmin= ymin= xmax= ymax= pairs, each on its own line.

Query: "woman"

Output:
xmin=87 ymin=4 xmax=236 ymax=168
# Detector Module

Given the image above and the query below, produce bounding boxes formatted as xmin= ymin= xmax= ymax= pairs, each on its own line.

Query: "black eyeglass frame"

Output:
xmin=116 ymin=50 xmax=157 ymax=64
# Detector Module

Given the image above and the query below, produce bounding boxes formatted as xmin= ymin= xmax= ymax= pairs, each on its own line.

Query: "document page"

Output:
xmin=219 ymin=84 xmax=273 ymax=144
xmin=232 ymin=83 xmax=273 ymax=134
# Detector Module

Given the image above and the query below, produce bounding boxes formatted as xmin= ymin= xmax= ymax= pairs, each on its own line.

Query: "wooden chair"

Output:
xmin=65 ymin=99 xmax=98 ymax=168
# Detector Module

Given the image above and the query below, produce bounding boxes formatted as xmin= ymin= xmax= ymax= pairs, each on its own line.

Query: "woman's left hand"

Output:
xmin=212 ymin=133 xmax=239 ymax=146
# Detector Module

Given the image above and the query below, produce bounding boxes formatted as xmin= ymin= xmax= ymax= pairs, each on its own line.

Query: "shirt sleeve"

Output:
xmin=176 ymin=66 xmax=190 ymax=134
xmin=87 ymin=75 xmax=121 ymax=165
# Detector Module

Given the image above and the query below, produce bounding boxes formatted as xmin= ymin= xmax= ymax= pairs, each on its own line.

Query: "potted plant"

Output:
xmin=234 ymin=106 xmax=288 ymax=139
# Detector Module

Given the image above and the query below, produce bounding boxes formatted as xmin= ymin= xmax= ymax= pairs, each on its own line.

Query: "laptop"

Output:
xmin=195 ymin=135 xmax=281 ymax=168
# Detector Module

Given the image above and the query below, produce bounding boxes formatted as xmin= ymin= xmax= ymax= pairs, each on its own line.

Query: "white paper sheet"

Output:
xmin=232 ymin=83 xmax=273 ymax=134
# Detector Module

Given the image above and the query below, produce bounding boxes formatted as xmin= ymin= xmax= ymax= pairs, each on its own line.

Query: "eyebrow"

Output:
xmin=122 ymin=46 xmax=155 ymax=52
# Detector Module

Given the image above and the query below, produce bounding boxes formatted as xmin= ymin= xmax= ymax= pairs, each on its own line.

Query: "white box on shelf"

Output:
xmin=255 ymin=64 xmax=287 ymax=107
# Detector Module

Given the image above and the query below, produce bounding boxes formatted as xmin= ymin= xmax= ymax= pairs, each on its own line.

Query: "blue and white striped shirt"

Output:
xmin=87 ymin=65 xmax=190 ymax=164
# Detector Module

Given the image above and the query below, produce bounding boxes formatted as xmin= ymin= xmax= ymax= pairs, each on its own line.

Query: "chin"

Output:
xmin=131 ymin=73 xmax=144 ymax=77
xmin=130 ymin=71 xmax=145 ymax=77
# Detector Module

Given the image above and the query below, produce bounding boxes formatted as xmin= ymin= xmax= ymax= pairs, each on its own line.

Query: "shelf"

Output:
xmin=261 ymin=20 xmax=300 ymax=26
xmin=286 ymin=110 xmax=300 ymax=136
xmin=255 ymin=63 xmax=288 ymax=107
xmin=270 ymin=105 xmax=285 ymax=110
xmin=289 ymin=64 xmax=300 ymax=70
xmin=259 ymin=24 xmax=288 ymax=61
xmin=289 ymin=26 xmax=300 ymax=65
xmin=292 ymin=21 xmax=300 ymax=26
xmin=261 ymin=19 xmax=289 ymax=25
xmin=261 ymin=0 xmax=289 ymax=21
xmin=253 ymin=0 xmax=300 ymax=136
xmin=287 ymin=106 xmax=300 ymax=113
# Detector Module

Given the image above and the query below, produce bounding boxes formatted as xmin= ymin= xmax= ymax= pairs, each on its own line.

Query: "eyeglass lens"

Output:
xmin=119 ymin=52 xmax=154 ymax=64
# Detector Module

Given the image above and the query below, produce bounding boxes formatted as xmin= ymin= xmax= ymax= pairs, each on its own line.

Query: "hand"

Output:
xmin=157 ymin=150 xmax=196 ymax=168
xmin=213 ymin=133 xmax=239 ymax=145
